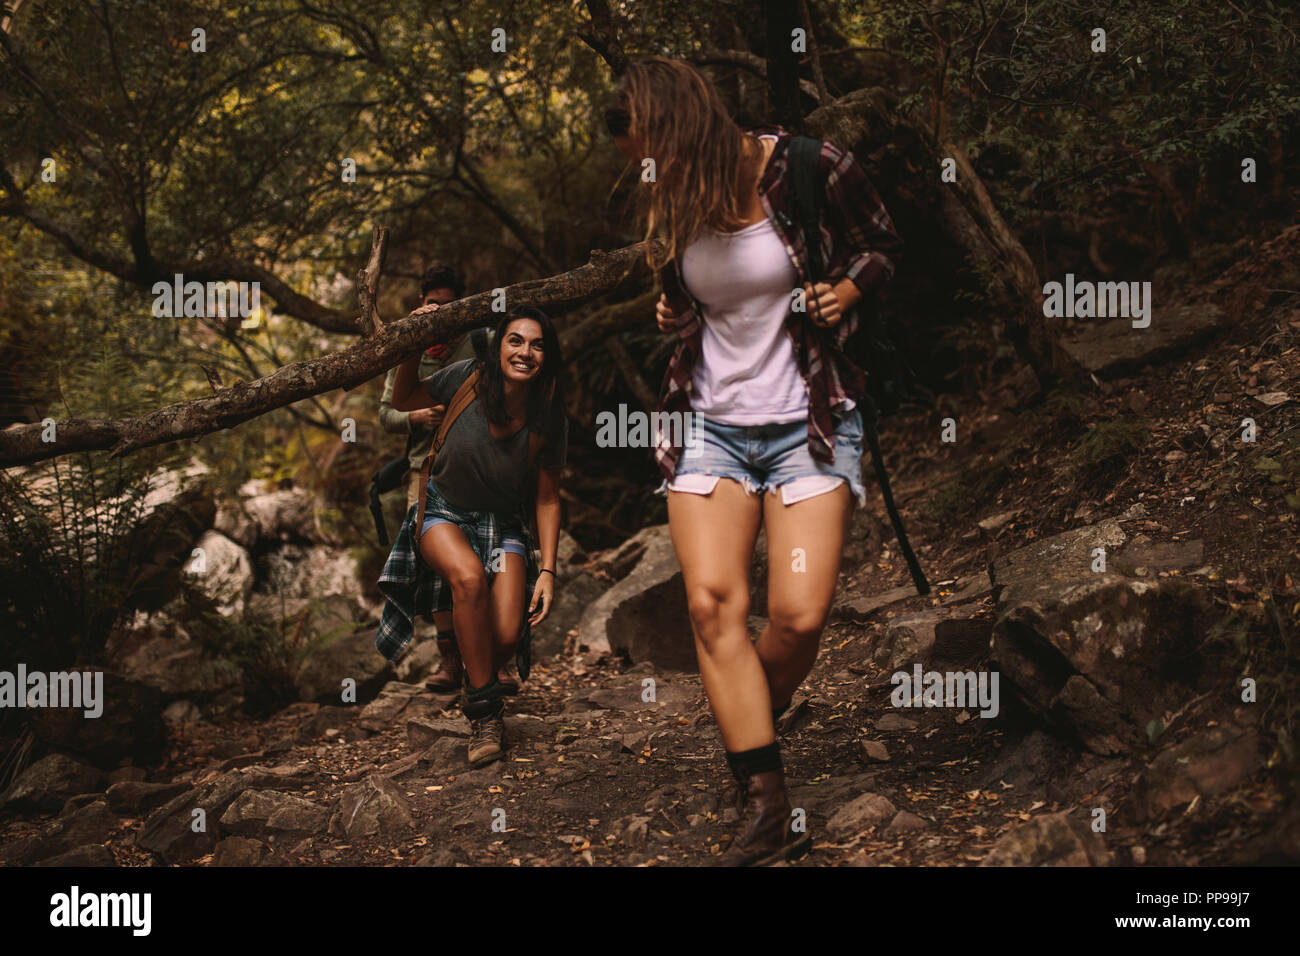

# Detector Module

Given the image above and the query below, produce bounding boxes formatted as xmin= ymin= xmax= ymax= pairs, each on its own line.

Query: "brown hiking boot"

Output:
xmin=467 ymin=713 xmax=505 ymax=766
xmin=716 ymin=768 xmax=811 ymax=866
xmin=425 ymin=635 xmax=462 ymax=692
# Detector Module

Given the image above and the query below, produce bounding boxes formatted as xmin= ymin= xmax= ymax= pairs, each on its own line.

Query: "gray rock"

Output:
xmin=358 ymin=688 xmax=415 ymax=731
xmin=981 ymin=811 xmax=1110 ymax=866
xmin=419 ymin=737 xmax=466 ymax=770
xmin=182 ymin=529 xmax=254 ymax=616
xmin=212 ymin=836 xmax=269 ymax=866
xmin=294 ymin=597 xmax=393 ymax=703
xmin=827 ymin=792 xmax=898 ymax=840
xmin=136 ymin=764 xmax=315 ymax=863
xmin=577 ymin=525 xmax=694 ymax=669
xmin=885 ymin=810 xmax=929 ymax=835
xmin=328 ymin=775 xmax=413 ymax=840
xmin=220 ymin=790 xmax=330 ymax=836
xmin=2 ymin=754 xmax=104 ymax=814
xmin=874 ymin=714 xmax=918 ymax=732
xmin=831 ymin=585 xmax=917 ymax=624
xmin=1062 ymin=303 xmax=1226 ymax=379
xmin=33 ymin=844 xmax=117 ymax=867
xmin=407 ymin=716 xmax=471 ymax=750
xmin=1131 ymin=725 xmax=1262 ymax=822
xmin=1112 ymin=535 xmax=1205 ymax=576
xmin=106 ymin=780 xmax=189 ymax=815
xmin=858 ymin=739 xmax=891 ymax=763
xmin=242 ymin=488 xmax=316 ymax=544
xmin=990 ymin=520 xmax=1211 ymax=754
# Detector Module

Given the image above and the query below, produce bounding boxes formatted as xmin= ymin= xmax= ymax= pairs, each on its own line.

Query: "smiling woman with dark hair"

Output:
xmin=376 ymin=306 xmax=567 ymax=767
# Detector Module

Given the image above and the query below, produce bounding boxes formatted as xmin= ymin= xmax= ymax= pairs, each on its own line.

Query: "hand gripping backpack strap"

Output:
xmin=790 ymin=135 xmax=930 ymax=596
xmin=415 ymin=367 xmax=482 ymax=545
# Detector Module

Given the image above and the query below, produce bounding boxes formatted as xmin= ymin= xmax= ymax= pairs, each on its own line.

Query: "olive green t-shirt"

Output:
xmin=425 ymin=359 xmax=567 ymax=514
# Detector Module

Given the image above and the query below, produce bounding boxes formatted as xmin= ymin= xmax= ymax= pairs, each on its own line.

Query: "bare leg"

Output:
xmin=667 ymin=480 xmax=770 ymax=752
xmin=418 ymin=524 xmax=493 ymax=688
xmin=488 ymin=553 xmax=526 ymax=671
xmin=755 ymin=484 xmax=852 ymax=709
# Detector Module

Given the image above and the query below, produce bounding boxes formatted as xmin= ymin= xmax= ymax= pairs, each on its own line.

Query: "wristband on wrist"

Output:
xmin=539 ymin=568 xmax=555 ymax=577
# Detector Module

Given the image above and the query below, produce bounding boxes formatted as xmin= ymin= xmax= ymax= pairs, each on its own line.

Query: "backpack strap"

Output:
xmin=414 ymin=367 xmax=481 ymax=545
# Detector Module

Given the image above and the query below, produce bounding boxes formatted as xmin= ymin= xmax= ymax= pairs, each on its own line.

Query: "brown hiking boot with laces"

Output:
xmin=716 ymin=767 xmax=811 ymax=866
xmin=467 ymin=713 xmax=505 ymax=766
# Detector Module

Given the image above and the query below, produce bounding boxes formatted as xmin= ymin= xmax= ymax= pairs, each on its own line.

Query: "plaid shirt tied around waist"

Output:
xmin=375 ymin=478 xmax=539 ymax=679
xmin=653 ymin=124 xmax=903 ymax=482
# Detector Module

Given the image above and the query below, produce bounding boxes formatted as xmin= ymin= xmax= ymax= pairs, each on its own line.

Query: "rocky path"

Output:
xmin=3 ymin=233 xmax=1298 ymax=867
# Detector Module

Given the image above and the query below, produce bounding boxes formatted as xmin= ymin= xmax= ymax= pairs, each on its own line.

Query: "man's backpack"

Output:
xmin=787 ymin=134 xmax=929 ymax=595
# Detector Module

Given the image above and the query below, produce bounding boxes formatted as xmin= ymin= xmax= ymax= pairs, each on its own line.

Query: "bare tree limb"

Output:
xmin=0 ymin=238 xmax=655 ymax=468
xmin=355 ymin=225 xmax=389 ymax=337
xmin=577 ymin=0 xmax=629 ymax=77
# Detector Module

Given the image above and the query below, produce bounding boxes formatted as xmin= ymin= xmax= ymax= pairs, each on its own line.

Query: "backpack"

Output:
xmin=787 ymin=134 xmax=930 ymax=595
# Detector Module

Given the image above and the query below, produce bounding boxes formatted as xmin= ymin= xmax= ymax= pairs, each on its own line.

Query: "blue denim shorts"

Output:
xmin=421 ymin=515 xmax=527 ymax=557
xmin=662 ymin=406 xmax=866 ymax=507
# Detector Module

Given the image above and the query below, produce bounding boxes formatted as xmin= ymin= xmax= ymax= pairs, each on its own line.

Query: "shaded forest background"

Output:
xmin=1 ymin=0 xmax=1298 ymax=722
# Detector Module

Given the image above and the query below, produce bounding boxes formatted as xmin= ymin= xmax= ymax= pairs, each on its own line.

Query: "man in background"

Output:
xmin=379 ymin=263 xmax=472 ymax=691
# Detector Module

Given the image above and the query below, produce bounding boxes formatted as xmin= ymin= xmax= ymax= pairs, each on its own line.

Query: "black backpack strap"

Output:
xmin=858 ymin=396 xmax=930 ymax=596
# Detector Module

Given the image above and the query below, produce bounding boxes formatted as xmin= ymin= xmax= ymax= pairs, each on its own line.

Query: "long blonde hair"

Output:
xmin=604 ymin=57 xmax=765 ymax=271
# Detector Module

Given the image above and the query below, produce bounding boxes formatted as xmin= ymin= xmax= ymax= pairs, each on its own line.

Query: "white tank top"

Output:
xmin=680 ymin=172 xmax=807 ymax=425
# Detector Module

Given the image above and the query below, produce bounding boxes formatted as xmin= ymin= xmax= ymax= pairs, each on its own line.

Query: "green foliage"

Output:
xmin=0 ymin=446 xmax=188 ymax=670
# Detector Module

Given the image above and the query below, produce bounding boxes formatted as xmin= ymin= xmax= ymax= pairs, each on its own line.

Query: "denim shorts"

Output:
xmin=663 ymin=407 xmax=866 ymax=507
xmin=421 ymin=514 xmax=527 ymax=557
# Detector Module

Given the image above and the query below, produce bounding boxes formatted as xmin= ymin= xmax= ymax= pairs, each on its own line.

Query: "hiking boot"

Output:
xmin=716 ymin=768 xmax=811 ymax=867
xmin=467 ymin=713 xmax=505 ymax=766
xmin=425 ymin=636 xmax=463 ymax=692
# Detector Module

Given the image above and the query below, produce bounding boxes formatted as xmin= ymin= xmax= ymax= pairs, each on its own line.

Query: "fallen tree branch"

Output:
xmin=0 ymin=239 xmax=654 ymax=468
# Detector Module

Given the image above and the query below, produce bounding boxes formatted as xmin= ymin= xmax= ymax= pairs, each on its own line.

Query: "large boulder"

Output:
xmin=113 ymin=623 xmax=242 ymax=701
xmin=294 ymin=595 xmax=393 ymax=704
xmin=182 ymin=530 xmax=254 ymax=616
xmin=1 ymin=753 xmax=104 ymax=814
xmin=578 ymin=525 xmax=694 ymax=670
xmin=241 ymin=487 xmax=316 ymax=544
xmin=531 ymin=531 xmax=605 ymax=659
xmin=989 ymin=519 xmax=1210 ymax=754
xmin=1129 ymin=724 xmax=1262 ymax=822
xmin=982 ymin=811 xmax=1111 ymax=866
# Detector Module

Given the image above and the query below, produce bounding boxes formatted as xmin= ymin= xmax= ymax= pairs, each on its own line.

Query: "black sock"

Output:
xmin=463 ymin=678 xmax=504 ymax=720
xmin=725 ymin=742 xmax=782 ymax=782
